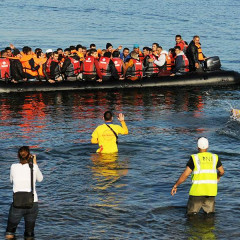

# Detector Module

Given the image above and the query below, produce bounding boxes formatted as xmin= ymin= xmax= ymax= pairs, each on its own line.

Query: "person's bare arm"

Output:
xmin=171 ymin=166 xmax=192 ymax=196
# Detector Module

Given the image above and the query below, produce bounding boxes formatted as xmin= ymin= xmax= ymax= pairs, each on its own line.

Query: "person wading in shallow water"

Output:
xmin=91 ymin=111 xmax=128 ymax=154
xmin=5 ymin=146 xmax=43 ymax=239
xmin=171 ymin=137 xmax=224 ymax=215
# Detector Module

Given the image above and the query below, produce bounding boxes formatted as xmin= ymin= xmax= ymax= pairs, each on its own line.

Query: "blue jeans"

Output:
xmin=6 ymin=202 xmax=38 ymax=238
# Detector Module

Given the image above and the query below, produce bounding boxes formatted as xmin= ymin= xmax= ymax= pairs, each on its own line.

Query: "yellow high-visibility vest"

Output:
xmin=189 ymin=152 xmax=218 ymax=196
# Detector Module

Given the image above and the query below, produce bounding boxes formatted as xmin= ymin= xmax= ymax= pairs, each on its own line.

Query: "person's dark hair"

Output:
xmin=89 ymin=49 xmax=97 ymax=55
xmin=90 ymin=43 xmax=96 ymax=48
xmin=64 ymin=48 xmax=71 ymax=53
xmin=123 ymin=48 xmax=129 ymax=52
xmin=53 ymin=51 xmax=58 ymax=55
xmin=103 ymin=52 xmax=112 ymax=58
xmin=69 ymin=46 xmax=76 ymax=51
xmin=18 ymin=146 xmax=31 ymax=163
xmin=35 ymin=48 xmax=42 ymax=54
xmin=13 ymin=49 xmax=20 ymax=56
xmin=112 ymin=50 xmax=120 ymax=58
xmin=193 ymin=35 xmax=200 ymax=39
xmin=174 ymin=46 xmax=181 ymax=51
xmin=106 ymin=43 xmax=113 ymax=49
xmin=1 ymin=50 xmax=6 ymax=56
xmin=157 ymin=46 xmax=163 ymax=50
xmin=22 ymin=46 xmax=31 ymax=55
xmin=46 ymin=52 xmax=53 ymax=59
xmin=36 ymin=50 xmax=43 ymax=58
xmin=76 ymin=44 xmax=82 ymax=51
xmin=82 ymin=46 xmax=87 ymax=50
xmin=5 ymin=47 xmax=11 ymax=51
xmin=143 ymin=47 xmax=149 ymax=51
xmin=57 ymin=48 xmax=63 ymax=52
xmin=152 ymin=43 xmax=159 ymax=48
xmin=147 ymin=47 xmax=152 ymax=51
xmin=175 ymin=34 xmax=182 ymax=39
xmin=104 ymin=111 xmax=113 ymax=121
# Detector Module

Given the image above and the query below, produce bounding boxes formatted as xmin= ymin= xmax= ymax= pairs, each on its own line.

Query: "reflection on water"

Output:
xmin=90 ymin=153 xmax=128 ymax=207
xmin=186 ymin=215 xmax=216 ymax=240
xmin=0 ymin=87 xmax=239 ymax=239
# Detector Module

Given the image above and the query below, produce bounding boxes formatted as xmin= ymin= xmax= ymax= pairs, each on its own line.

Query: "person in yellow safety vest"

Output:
xmin=91 ymin=111 xmax=128 ymax=154
xmin=171 ymin=137 xmax=224 ymax=215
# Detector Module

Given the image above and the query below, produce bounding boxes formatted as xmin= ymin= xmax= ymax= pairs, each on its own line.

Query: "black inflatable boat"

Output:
xmin=0 ymin=70 xmax=239 ymax=93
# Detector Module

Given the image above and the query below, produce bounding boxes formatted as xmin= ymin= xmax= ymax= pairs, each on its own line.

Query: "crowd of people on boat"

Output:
xmin=0 ymin=35 xmax=207 ymax=83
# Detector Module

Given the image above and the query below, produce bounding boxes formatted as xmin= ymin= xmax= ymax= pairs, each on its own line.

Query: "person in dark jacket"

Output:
xmin=170 ymin=46 xmax=189 ymax=76
xmin=10 ymin=49 xmax=26 ymax=83
xmin=61 ymin=48 xmax=81 ymax=80
xmin=186 ymin=35 xmax=206 ymax=72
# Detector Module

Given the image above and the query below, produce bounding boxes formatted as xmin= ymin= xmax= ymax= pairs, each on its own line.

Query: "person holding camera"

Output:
xmin=5 ymin=146 xmax=43 ymax=239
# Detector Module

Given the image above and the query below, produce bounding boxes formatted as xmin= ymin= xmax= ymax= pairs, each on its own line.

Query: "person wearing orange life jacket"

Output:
xmin=0 ymin=50 xmax=11 ymax=80
xmin=133 ymin=44 xmax=144 ymax=62
xmin=168 ymin=48 xmax=176 ymax=71
xmin=20 ymin=46 xmax=42 ymax=79
xmin=82 ymin=49 xmax=102 ymax=81
xmin=149 ymin=46 xmax=171 ymax=75
xmin=34 ymin=50 xmax=47 ymax=79
xmin=170 ymin=46 xmax=189 ymax=76
xmin=99 ymin=52 xmax=119 ymax=81
xmin=186 ymin=35 xmax=206 ymax=72
xmin=112 ymin=50 xmax=125 ymax=79
xmin=171 ymin=137 xmax=224 ymax=215
xmin=124 ymin=51 xmax=143 ymax=81
xmin=143 ymin=47 xmax=159 ymax=77
xmin=175 ymin=35 xmax=188 ymax=54
xmin=61 ymin=48 xmax=81 ymax=80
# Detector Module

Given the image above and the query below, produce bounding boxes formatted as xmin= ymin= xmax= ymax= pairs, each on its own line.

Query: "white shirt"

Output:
xmin=153 ymin=50 xmax=168 ymax=67
xmin=10 ymin=163 xmax=43 ymax=202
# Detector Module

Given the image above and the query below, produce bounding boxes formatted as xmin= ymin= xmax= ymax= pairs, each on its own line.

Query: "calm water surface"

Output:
xmin=0 ymin=0 xmax=240 ymax=239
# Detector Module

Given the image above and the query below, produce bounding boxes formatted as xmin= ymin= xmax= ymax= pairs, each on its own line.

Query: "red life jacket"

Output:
xmin=131 ymin=59 xmax=143 ymax=77
xmin=83 ymin=56 xmax=96 ymax=76
xmin=99 ymin=57 xmax=111 ymax=77
xmin=69 ymin=57 xmax=80 ymax=75
xmin=182 ymin=55 xmax=189 ymax=72
xmin=148 ymin=54 xmax=159 ymax=73
xmin=112 ymin=57 xmax=123 ymax=76
xmin=176 ymin=40 xmax=188 ymax=53
xmin=46 ymin=58 xmax=59 ymax=77
xmin=0 ymin=58 xmax=10 ymax=79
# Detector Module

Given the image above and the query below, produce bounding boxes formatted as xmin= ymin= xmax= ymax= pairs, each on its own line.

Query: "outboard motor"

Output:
xmin=204 ymin=56 xmax=221 ymax=71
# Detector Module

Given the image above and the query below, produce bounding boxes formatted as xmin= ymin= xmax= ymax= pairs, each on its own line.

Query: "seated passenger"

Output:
xmin=175 ymin=35 xmax=188 ymax=53
xmin=46 ymin=51 xmax=62 ymax=83
xmin=82 ymin=46 xmax=87 ymax=58
xmin=170 ymin=46 xmax=189 ymax=76
xmin=76 ymin=44 xmax=85 ymax=62
xmin=99 ymin=52 xmax=119 ymax=81
xmin=34 ymin=50 xmax=47 ymax=80
xmin=61 ymin=48 xmax=81 ymax=80
xmin=5 ymin=47 xmax=13 ymax=57
xmin=0 ymin=50 xmax=11 ymax=80
xmin=169 ymin=48 xmax=176 ymax=71
xmin=9 ymin=49 xmax=26 ymax=83
xmin=82 ymin=49 xmax=102 ymax=81
xmin=124 ymin=51 xmax=143 ymax=81
xmin=148 ymin=46 xmax=171 ymax=76
xmin=20 ymin=46 xmax=42 ymax=79
xmin=152 ymin=43 xmax=159 ymax=57
xmin=143 ymin=47 xmax=159 ymax=77
xmin=133 ymin=44 xmax=144 ymax=62
xmin=57 ymin=48 xmax=64 ymax=63
xmin=120 ymin=48 xmax=130 ymax=63
xmin=112 ymin=50 xmax=125 ymax=79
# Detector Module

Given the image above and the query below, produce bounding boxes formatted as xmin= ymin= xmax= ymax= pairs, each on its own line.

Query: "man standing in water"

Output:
xmin=171 ymin=137 xmax=224 ymax=215
xmin=91 ymin=111 xmax=128 ymax=153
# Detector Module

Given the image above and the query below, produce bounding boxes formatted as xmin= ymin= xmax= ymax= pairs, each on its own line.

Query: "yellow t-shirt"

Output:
xmin=91 ymin=122 xmax=128 ymax=153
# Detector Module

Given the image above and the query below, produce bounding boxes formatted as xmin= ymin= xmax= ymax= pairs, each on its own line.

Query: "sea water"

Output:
xmin=0 ymin=0 xmax=240 ymax=239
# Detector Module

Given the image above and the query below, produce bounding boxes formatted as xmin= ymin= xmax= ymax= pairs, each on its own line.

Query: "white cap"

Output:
xmin=46 ymin=49 xmax=53 ymax=53
xmin=197 ymin=137 xmax=209 ymax=149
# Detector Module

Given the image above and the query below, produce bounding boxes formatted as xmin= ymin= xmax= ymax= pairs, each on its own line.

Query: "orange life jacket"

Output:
xmin=34 ymin=57 xmax=47 ymax=77
xmin=195 ymin=43 xmax=204 ymax=61
xmin=20 ymin=54 xmax=38 ymax=77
